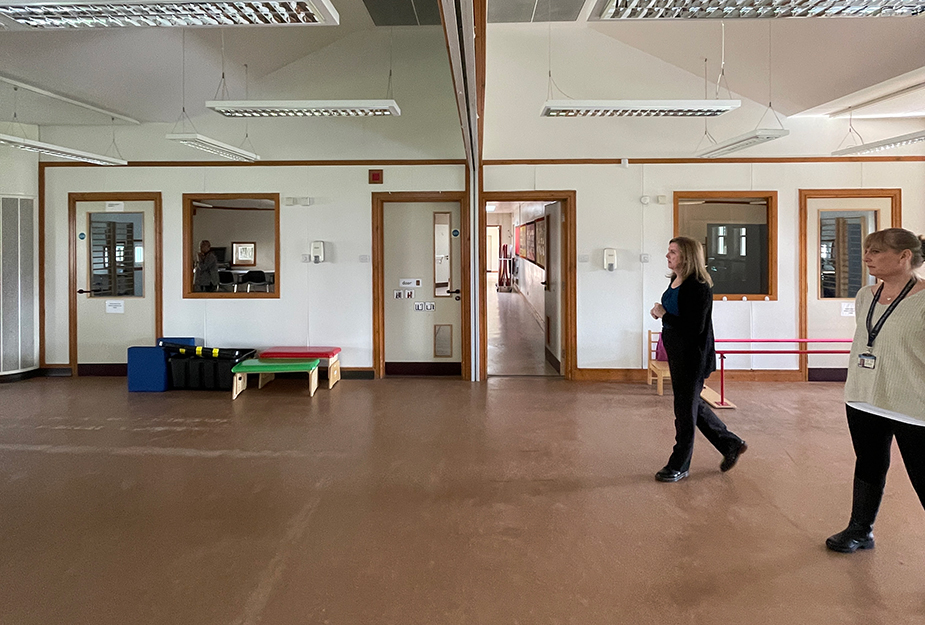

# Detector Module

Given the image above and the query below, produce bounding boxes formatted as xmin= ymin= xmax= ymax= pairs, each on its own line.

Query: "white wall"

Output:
xmin=0 ymin=130 xmax=39 ymax=197
xmin=43 ymin=164 xmax=466 ymax=367
xmin=512 ymin=203 xmax=548 ymax=327
xmin=485 ymin=160 xmax=925 ymax=371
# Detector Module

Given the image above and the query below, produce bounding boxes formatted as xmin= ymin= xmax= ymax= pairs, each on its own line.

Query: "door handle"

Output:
xmin=447 ymin=289 xmax=461 ymax=294
xmin=541 ymin=281 xmax=547 ymax=285
xmin=77 ymin=289 xmax=102 ymax=294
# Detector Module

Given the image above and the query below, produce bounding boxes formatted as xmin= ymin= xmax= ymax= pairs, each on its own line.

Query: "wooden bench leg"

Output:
xmin=308 ymin=368 xmax=318 ymax=397
xmin=327 ymin=356 xmax=341 ymax=389
xmin=232 ymin=372 xmax=248 ymax=400
xmin=258 ymin=372 xmax=275 ymax=389
xmin=657 ymin=375 xmax=664 ymax=396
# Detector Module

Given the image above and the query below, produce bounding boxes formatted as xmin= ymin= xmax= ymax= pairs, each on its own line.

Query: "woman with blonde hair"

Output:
xmin=827 ymin=228 xmax=925 ymax=552
xmin=649 ymin=236 xmax=747 ymax=482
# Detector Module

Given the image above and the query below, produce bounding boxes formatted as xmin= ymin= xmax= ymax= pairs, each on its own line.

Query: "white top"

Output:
xmin=844 ymin=285 xmax=925 ymax=427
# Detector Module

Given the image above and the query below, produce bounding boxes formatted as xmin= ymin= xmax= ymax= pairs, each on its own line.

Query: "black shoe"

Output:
xmin=655 ymin=467 xmax=689 ymax=482
xmin=720 ymin=441 xmax=747 ymax=472
xmin=826 ymin=527 xmax=875 ymax=553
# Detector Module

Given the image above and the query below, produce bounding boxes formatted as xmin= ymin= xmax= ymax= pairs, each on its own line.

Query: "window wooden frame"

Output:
xmin=182 ymin=193 xmax=280 ymax=299
xmin=673 ymin=190 xmax=778 ymax=301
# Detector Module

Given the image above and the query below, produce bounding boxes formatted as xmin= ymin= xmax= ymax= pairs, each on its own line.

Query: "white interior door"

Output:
xmin=805 ymin=196 xmax=891 ymax=372
xmin=383 ymin=202 xmax=461 ymax=367
xmin=543 ymin=202 xmax=562 ymax=367
xmin=75 ymin=200 xmax=156 ymax=365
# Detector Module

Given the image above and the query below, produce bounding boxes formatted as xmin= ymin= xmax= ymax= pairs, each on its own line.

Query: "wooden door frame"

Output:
xmin=68 ymin=192 xmax=164 ymax=376
xmin=480 ymin=191 xmax=577 ymax=380
xmin=372 ymin=191 xmax=470 ymax=380
xmin=798 ymin=188 xmax=901 ymax=381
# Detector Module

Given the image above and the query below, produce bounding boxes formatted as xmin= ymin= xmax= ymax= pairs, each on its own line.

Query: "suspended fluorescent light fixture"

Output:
xmin=541 ymin=100 xmax=740 ymax=118
xmin=206 ymin=99 xmax=401 ymax=118
xmin=596 ymin=0 xmax=924 ymax=19
xmin=165 ymin=133 xmax=259 ymax=161
xmin=832 ymin=129 xmax=925 ymax=156
xmin=0 ymin=132 xmax=127 ymax=165
xmin=696 ymin=128 xmax=790 ymax=158
xmin=0 ymin=0 xmax=339 ymax=28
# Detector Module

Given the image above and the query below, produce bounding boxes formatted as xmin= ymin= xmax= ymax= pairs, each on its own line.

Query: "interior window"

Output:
xmin=182 ymin=194 xmax=280 ymax=298
xmin=675 ymin=192 xmax=777 ymax=300
xmin=818 ymin=210 xmax=877 ymax=299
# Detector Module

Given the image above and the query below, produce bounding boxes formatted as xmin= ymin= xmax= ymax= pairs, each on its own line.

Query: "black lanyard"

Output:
xmin=865 ymin=277 xmax=917 ymax=350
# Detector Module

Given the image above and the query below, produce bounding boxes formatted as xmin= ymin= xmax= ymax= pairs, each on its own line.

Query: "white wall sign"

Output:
xmin=841 ymin=302 xmax=856 ymax=317
xmin=399 ymin=278 xmax=421 ymax=287
xmin=105 ymin=300 xmax=125 ymax=314
xmin=105 ymin=201 xmax=124 ymax=212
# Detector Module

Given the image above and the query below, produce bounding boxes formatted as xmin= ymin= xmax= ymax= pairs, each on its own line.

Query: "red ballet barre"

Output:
xmin=707 ymin=339 xmax=852 ymax=409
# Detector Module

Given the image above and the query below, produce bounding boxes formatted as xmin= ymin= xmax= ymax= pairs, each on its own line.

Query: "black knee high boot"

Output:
xmin=826 ymin=478 xmax=884 ymax=553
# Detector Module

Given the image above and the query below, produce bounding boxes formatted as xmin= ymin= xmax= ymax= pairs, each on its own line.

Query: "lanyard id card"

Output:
xmin=858 ymin=353 xmax=876 ymax=369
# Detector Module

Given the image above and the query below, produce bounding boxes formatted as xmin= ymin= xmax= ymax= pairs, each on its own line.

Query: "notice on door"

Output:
xmin=105 ymin=300 xmax=125 ymax=314
xmin=399 ymin=278 xmax=422 ymax=288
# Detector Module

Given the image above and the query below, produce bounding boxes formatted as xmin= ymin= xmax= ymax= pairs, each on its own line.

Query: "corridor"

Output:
xmin=487 ymin=275 xmax=558 ymax=376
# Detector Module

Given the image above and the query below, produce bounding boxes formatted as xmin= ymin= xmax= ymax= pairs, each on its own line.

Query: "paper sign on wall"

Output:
xmin=841 ymin=302 xmax=856 ymax=317
xmin=399 ymin=278 xmax=422 ymax=288
xmin=105 ymin=300 xmax=125 ymax=314
xmin=105 ymin=202 xmax=125 ymax=212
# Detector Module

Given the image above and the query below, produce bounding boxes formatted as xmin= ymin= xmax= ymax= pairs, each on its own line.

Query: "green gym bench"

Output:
xmin=230 ymin=358 xmax=320 ymax=400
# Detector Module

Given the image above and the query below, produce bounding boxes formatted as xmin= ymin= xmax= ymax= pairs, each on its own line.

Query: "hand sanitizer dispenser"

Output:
xmin=604 ymin=248 xmax=617 ymax=272
xmin=311 ymin=241 xmax=325 ymax=264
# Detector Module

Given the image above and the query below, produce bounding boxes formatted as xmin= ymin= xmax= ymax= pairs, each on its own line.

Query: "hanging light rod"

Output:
xmin=0 ymin=75 xmax=139 ymax=124
xmin=696 ymin=128 xmax=789 ymax=158
xmin=594 ymin=0 xmax=924 ymax=19
xmin=541 ymin=100 xmax=740 ymax=118
xmin=165 ymin=132 xmax=259 ymax=162
xmin=0 ymin=132 xmax=127 ymax=165
xmin=206 ymin=99 xmax=401 ymax=118
xmin=831 ymin=129 xmax=925 ymax=156
xmin=0 ymin=0 xmax=339 ymax=29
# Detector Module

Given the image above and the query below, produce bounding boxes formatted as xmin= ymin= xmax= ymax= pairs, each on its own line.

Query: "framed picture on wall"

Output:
xmin=518 ymin=225 xmax=527 ymax=258
xmin=535 ymin=217 xmax=546 ymax=268
xmin=232 ymin=241 xmax=257 ymax=266
xmin=525 ymin=222 xmax=536 ymax=262
xmin=514 ymin=224 xmax=521 ymax=257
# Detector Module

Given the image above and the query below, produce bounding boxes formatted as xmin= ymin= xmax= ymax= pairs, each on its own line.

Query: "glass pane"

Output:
xmin=434 ymin=212 xmax=452 ymax=297
xmin=88 ymin=212 xmax=144 ymax=297
xmin=676 ymin=197 xmax=770 ymax=295
xmin=819 ymin=210 xmax=877 ymax=299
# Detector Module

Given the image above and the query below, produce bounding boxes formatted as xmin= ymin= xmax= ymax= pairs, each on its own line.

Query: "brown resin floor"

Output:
xmin=1 ymin=377 xmax=923 ymax=625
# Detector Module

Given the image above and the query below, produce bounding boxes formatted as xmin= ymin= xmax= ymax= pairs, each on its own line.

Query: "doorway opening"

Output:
xmin=481 ymin=192 xmax=575 ymax=379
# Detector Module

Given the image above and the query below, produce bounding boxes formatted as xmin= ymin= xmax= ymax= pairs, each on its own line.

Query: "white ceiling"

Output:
xmin=0 ymin=1 xmax=923 ymax=128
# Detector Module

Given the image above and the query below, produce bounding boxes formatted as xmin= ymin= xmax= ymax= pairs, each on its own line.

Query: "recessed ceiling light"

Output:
xmin=0 ymin=0 xmax=339 ymax=28
xmin=596 ymin=0 xmax=924 ymax=19
xmin=832 ymin=129 xmax=925 ymax=156
xmin=206 ymin=99 xmax=402 ymax=118
xmin=696 ymin=128 xmax=790 ymax=158
xmin=165 ymin=133 xmax=259 ymax=162
xmin=541 ymin=100 xmax=740 ymax=118
xmin=0 ymin=132 xmax=127 ymax=165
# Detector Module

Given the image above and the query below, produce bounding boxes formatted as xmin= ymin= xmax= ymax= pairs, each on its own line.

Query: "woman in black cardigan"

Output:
xmin=649 ymin=236 xmax=747 ymax=483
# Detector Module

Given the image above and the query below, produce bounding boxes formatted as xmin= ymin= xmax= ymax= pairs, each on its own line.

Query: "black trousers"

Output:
xmin=665 ymin=366 xmax=742 ymax=472
xmin=846 ymin=404 xmax=925 ymax=510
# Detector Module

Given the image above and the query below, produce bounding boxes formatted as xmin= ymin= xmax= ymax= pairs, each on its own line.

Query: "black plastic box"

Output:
xmin=163 ymin=344 xmax=255 ymax=391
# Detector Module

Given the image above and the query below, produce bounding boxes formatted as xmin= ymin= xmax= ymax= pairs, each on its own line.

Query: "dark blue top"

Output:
xmin=661 ymin=285 xmax=680 ymax=327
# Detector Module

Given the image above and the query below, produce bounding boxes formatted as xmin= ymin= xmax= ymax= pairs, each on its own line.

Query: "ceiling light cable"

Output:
xmin=697 ymin=58 xmax=718 ymax=151
xmin=834 ymin=111 xmax=865 ymax=152
xmin=714 ymin=22 xmax=732 ymax=101
xmin=387 ymin=27 xmax=394 ymax=99
xmin=212 ymin=29 xmax=230 ymax=101
xmin=106 ymin=116 xmax=125 ymax=160
xmin=754 ymin=22 xmax=786 ymax=131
